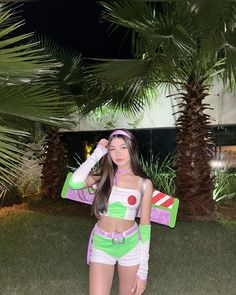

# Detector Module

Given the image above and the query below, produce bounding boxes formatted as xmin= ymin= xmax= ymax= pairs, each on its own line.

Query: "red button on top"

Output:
xmin=128 ymin=195 xmax=137 ymax=205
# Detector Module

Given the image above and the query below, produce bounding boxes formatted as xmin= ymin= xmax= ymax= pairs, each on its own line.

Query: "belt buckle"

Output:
xmin=112 ymin=232 xmax=125 ymax=244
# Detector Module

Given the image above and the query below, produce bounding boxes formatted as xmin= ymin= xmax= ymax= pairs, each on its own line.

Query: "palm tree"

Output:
xmin=0 ymin=3 xmax=73 ymax=191
xmin=84 ymin=0 xmax=236 ymax=220
xmin=32 ymin=36 xmax=86 ymax=199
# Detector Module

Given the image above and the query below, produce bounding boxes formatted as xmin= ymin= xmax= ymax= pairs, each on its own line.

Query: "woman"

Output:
xmin=69 ymin=129 xmax=153 ymax=295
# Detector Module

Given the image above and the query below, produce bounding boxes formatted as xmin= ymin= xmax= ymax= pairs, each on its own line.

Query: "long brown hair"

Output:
xmin=92 ymin=129 xmax=147 ymax=218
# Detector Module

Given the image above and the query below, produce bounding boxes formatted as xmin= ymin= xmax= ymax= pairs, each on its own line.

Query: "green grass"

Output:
xmin=0 ymin=209 xmax=236 ymax=295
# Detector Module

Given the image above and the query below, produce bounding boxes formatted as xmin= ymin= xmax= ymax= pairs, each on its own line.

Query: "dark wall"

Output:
xmin=213 ymin=125 xmax=236 ymax=146
xmin=60 ymin=125 xmax=236 ymax=168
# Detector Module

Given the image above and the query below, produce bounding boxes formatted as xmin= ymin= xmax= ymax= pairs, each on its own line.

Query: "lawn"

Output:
xmin=0 ymin=200 xmax=235 ymax=295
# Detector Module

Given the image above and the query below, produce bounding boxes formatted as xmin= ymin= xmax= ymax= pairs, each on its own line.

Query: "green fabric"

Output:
xmin=169 ymin=198 xmax=180 ymax=228
xmin=61 ymin=172 xmax=71 ymax=198
xmin=139 ymin=224 xmax=151 ymax=241
xmin=93 ymin=231 xmax=138 ymax=258
xmin=68 ymin=175 xmax=86 ymax=190
xmin=107 ymin=202 xmax=127 ymax=219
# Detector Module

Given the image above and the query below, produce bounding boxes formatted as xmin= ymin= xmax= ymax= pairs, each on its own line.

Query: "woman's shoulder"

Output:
xmin=143 ymin=178 xmax=153 ymax=189
xmin=138 ymin=176 xmax=152 ymax=185
xmin=137 ymin=176 xmax=153 ymax=191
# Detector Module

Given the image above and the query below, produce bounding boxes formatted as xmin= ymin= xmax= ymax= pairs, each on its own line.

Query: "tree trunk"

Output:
xmin=174 ymin=81 xmax=216 ymax=220
xmin=40 ymin=126 xmax=67 ymax=199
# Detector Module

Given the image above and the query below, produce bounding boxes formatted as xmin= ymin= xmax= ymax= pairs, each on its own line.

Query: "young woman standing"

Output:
xmin=69 ymin=129 xmax=153 ymax=295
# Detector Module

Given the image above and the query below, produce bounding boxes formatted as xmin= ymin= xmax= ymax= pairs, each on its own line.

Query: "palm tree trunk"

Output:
xmin=40 ymin=126 xmax=67 ymax=199
xmin=175 ymin=81 xmax=216 ymax=220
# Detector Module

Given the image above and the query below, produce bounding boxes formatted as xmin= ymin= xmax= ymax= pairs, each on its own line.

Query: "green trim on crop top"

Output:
xmin=100 ymin=186 xmax=142 ymax=220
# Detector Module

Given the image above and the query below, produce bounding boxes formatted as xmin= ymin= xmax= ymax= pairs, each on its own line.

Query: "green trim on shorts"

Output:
xmin=92 ymin=231 xmax=139 ymax=258
xmin=139 ymin=224 xmax=151 ymax=241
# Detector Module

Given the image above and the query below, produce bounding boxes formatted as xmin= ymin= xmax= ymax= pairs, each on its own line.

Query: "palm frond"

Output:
xmin=0 ymin=85 xmax=74 ymax=127
xmin=30 ymin=35 xmax=85 ymax=92
xmin=82 ymin=57 xmax=166 ymax=114
xmin=87 ymin=58 xmax=155 ymax=84
xmin=0 ymin=125 xmax=29 ymax=188
xmin=100 ymin=1 xmax=155 ymax=32
xmin=0 ymin=2 xmax=22 ymax=28
xmin=192 ymin=0 xmax=236 ymax=30
xmin=0 ymin=2 xmax=78 ymax=188
xmin=79 ymin=84 xmax=147 ymax=116
xmin=101 ymin=1 xmax=196 ymax=58
xmin=0 ymin=6 xmax=61 ymax=85
xmin=222 ymin=28 xmax=236 ymax=84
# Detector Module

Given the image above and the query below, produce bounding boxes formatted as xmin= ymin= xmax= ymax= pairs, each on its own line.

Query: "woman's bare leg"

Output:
xmin=89 ymin=262 xmax=115 ymax=295
xmin=117 ymin=264 xmax=139 ymax=295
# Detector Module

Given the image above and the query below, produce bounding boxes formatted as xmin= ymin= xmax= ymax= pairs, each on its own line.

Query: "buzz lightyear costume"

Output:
xmin=69 ymin=130 xmax=151 ymax=281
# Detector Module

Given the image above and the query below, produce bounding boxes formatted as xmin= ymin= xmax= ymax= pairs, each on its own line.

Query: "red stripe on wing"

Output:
xmin=152 ymin=191 xmax=166 ymax=204
xmin=160 ymin=198 xmax=174 ymax=208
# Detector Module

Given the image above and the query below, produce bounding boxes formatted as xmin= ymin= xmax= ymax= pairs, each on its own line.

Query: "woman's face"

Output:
xmin=108 ymin=137 xmax=131 ymax=169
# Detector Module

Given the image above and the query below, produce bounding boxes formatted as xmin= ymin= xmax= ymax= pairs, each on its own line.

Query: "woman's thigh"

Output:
xmin=117 ymin=264 xmax=139 ymax=295
xmin=89 ymin=262 xmax=115 ymax=295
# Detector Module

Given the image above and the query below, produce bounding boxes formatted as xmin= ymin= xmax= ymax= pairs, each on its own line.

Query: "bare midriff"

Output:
xmin=97 ymin=215 xmax=135 ymax=233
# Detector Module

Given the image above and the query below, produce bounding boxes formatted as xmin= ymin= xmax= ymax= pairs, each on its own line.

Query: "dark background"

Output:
xmin=61 ymin=128 xmax=177 ymax=167
xmin=21 ymin=0 xmax=132 ymax=58
xmin=61 ymin=126 xmax=236 ymax=168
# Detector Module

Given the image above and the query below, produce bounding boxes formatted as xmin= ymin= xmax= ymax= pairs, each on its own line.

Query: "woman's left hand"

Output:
xmin=98 ymin=138 xmax=108 ymax=147
xmin=131 ymin=276 xmax=147 ymax=295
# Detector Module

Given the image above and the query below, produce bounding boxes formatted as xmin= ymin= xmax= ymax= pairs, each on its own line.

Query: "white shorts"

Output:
xmin=90 ymin=241 xmax=141 ymax=266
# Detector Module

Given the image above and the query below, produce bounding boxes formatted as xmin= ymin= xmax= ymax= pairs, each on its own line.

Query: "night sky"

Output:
xmin=21 ymin=0 xmax=132 ymax=58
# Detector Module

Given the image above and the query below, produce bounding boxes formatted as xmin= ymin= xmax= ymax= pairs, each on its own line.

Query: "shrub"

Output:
xmin=140 ymin=154 xmax=176 ymax=196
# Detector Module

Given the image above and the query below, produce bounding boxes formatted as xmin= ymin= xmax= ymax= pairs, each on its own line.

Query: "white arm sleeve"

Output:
xmin=69 ymin=144 xmax=107 ymax=189
xmin=136 ymin=240 xmax=150 ymax=280
xmin=136 ymin=224 xmax=151 ymax=281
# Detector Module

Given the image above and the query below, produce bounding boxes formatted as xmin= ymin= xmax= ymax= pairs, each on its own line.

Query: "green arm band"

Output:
xmin=139 ymin=224 xmax=151 ymax=241
xmin=68 ymin=175 xmax=86 ymax=190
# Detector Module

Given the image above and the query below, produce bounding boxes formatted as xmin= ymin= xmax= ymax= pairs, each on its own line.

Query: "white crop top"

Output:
xmin=100 ymin=186 xmax=142 ymax=220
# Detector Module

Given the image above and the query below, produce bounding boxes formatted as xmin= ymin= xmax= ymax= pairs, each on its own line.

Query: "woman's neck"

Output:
xmin=114 ymin=168 xmax=132 ymax=183
xmin=116 ymin=168 xmax=131 ymax=174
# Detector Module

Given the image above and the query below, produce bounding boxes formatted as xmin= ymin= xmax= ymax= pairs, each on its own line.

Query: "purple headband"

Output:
xmin=109 ymin=130 xmax=132 ymax=139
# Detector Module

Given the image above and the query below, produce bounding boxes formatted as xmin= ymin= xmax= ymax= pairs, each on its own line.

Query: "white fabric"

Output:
xmin=136 ymin=240 xmax=150 ymax=280
xmin=71 ymin=144 xmax=107 ymax=183
xmin=100 ymin=186 xmax=142 ymax=220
